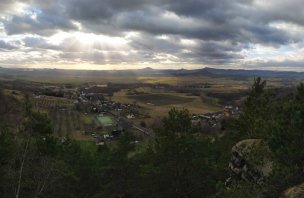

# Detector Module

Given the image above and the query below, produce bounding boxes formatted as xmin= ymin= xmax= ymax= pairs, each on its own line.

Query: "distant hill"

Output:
xmin=0 ymin=67 xmax=303 ymax=81
xmin=202 ymin=67 xmax=304 ymax=78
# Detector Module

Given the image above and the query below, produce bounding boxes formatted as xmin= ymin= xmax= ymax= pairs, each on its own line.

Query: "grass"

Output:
xmin=96 ymin=115 xmax=115 ymax=126
xmin=80 ymin=114 xmax=96 ymax=125
xmin=79 ymin=141 xmax=97 ymax=153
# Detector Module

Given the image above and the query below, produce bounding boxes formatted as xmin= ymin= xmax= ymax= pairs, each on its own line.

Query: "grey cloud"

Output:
xmin=64 ymin=0 xmax=153 ymax=21
xmin=127 ymin=33 xmax=245 ymax=65
xmin=247 ymin=59 xmax=304 ymax=69
xmin=61 ymin=0 xmax=300 ymax=46
xmin=0 ymin=0 xmax=24 ymax=13
xmin=0 ymin=40 xmax=19 ymax=50
xmin=254 ymin=0 xmax=304 ymax=27
xmin=130 ymin=34 xmax=181 ymax=53
xmin=58 ymin=51 xmax=137 ymax=65
xmin=3 ymin=11 xmax=78 ymax=36
xmin=22 ymin=36 xmax=59 ymax=50
xmin=178 ymin=41 xmax=246 ymax=65
xmin=1 ymin=0 xmax=304 ymax=68
xmin=3 ymin=0 xmax=304 ymax=44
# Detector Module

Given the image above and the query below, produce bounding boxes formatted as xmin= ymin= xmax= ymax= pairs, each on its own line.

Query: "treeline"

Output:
xmin=1 ymin=78 xmax=304 ymax=197
xmin=206 ymin=91 xmax=248 ymax=105
xmin=42 ymin=89 xmax=64 ymax=97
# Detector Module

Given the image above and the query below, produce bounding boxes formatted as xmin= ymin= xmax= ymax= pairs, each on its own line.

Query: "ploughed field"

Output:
xmin=32 ymin=96 xmax=73 ymax=108
xmin=48 ymin=108 xmax=80 ymax=137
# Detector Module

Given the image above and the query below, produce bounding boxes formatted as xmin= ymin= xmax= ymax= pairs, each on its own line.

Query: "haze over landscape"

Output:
xmin=0 ymin=0 xmax=304 ymax=70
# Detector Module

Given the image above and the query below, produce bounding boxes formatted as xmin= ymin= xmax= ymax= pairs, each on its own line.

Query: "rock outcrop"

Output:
xmin=226 ymin=139 xmax=272 ymax=185
xmin=285 ymin=183 xmax=304 ymax=198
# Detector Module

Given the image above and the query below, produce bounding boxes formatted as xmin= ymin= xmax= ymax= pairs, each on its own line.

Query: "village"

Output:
xmin=75 ymin=89 xmax=152 ymax=145
xmin=74 ymin=85 xmax=241 ymax=144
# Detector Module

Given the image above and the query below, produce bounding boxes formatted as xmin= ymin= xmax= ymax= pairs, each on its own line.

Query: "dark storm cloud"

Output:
xmin=1 ymin=0 xmax=304 ymax=67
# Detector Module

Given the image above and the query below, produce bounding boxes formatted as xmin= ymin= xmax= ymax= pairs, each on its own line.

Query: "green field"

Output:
xmin=79 ymin=141 xmax=98 ymax=153
xmin=97 ymin=115 xmax=115 ymax=126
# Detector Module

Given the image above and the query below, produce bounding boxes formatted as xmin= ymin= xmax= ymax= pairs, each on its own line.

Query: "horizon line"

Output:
xmin=0 ymin=66 xmax=303 ymax=73
xmin=0 ymin=66 xmax=205 ymax=71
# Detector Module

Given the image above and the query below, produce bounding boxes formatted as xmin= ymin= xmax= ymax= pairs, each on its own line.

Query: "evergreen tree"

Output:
xmin=238 ymin=77 xmax=270 ymax=138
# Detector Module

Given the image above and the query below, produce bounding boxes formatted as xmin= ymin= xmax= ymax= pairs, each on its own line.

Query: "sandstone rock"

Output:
xmin=227 ymin=139 xmax=272 ymax=185
xmin=285 ymin=183 xmax=304 ymax=198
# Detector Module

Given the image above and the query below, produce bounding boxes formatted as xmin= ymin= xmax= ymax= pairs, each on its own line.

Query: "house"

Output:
xmin=103 ymin=134 xmax=114 ymax=140
xmin=96 ymin=141 xmax=105 ymax=146
xmin=127 ymin=114 xmax=135 ymax=119
xmin=225 ymin=105 xmax=233 ymax=110
xmin=199 ymin=115 xmax=211 ymax=120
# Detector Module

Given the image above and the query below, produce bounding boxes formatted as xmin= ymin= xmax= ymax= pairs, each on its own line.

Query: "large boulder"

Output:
xmin=226 ymin=139 xmax=272 ymax=185
xmin=285 ymin=183 xmax=304 ymax=198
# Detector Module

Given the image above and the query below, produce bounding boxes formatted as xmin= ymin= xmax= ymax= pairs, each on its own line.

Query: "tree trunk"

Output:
xmin=16 ymin=138 xmax=30 ymax=198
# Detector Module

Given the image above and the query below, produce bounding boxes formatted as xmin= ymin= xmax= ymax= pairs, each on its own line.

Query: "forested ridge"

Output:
xmin=1 ymin=78 xmax=304 ymax=197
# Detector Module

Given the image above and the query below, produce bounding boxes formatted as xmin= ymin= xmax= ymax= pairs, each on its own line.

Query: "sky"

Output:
xmin=0 ymin=0 xmax=304 ymax=71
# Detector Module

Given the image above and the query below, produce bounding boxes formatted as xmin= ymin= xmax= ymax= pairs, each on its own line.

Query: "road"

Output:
xmin=108 ymin=111 xmax=152 ymax=136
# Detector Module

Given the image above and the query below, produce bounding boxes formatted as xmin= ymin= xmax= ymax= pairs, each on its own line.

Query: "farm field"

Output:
xmin=3 ymin=89 xmax=24 ymax=100
xmin=136 ymin=76 xmax=249 ymax=87
xmin=33 ymin=96 xmax=96 ymax=140
xmin=128 ymin=93 xmax=195 ymax=106
xmin=112 ymin=89 xmax=221 ymax=123
xmin=18 ymin=75 xmax=143 ymax=85
xmin=33 ymin=95 xmax=74 ymax=108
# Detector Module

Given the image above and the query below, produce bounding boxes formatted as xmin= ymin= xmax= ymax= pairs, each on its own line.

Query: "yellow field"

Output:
xmin=137 ymin=76 xmax=246 ymax=85
xmin=3 ymin=89 xmax=24 ymax=100
xmin=112 ymin=88 xmax=221 ymax=124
